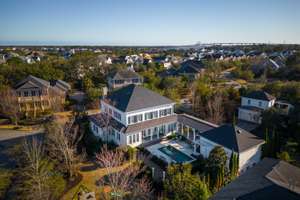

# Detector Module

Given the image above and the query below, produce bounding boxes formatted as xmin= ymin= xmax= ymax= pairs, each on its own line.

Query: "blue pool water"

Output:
xmin=158 ymin=145 xmax=193 ymax=163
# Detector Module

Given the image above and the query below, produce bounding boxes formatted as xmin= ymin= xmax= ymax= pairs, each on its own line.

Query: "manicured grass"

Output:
xmin=61 ymin=162 xmax=130 ymax=200
xmin=0 ymin=124 xmax=34 ymax=131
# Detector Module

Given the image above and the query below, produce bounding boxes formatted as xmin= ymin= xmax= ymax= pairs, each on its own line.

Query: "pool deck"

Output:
xmin=146 ymin=139 xmax=195 ymax=164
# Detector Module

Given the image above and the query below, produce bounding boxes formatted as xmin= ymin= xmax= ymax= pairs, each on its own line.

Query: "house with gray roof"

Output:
xmin=211 ymin=158 xmax=300 ymax=200
xmin=238 ymin=91 xmax=276 ymax=124
xmin=194 ymin=124 xmax=264 ymax=172
xmin=107 ymin=69 xmax=143 ymax=90
xmin=89 ymin=84 xmax=265 ymax=170
xmin=15 ymin=75 xmax=70 ymax=115
xmin=89 ymin=84 xmax=177 ymax=147
xmin=176 ymin=60 xmax=206 ymax=80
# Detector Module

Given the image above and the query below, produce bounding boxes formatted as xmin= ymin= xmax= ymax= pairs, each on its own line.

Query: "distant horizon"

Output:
xmin=1 ymin=0 xmax=299 ymax=45
xmin=0 ymin=41 xmax=299 ymax=47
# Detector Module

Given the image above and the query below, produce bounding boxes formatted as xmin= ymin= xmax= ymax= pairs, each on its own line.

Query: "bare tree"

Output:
xmin=48 ymin=88 xmax=65 ymax=113
xmin=96 ymin=145 xmax=152 ymax=200
xmin=206 ymin=92 xmax=224 ymax=124
xmin=44 ymin=118 xmax=84 ymax=179
xmin=0 ymin=87 xmax=21 ymax=125
xmin=23 ymin=138 xmax=51 ymax=200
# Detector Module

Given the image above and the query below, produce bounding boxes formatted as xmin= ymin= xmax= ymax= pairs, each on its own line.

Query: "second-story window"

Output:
xmin=113 ymin=111 xmax=121 ymax=121
xmin=128 ymin=114 xmax=143 ymax=124
xmin=145 ymin=111 xmax=158 ymax=120
xmin=247 ymin=99 xmax=251 ymax=105
xmin=259 ymin=101 xmax=262 ymax=107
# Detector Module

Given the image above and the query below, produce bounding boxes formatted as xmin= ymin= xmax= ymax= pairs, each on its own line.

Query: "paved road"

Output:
xmin=0 ymin=129 xmax=42 ymax=142
xmin=0 ymin=129 xmax=43 ymax=169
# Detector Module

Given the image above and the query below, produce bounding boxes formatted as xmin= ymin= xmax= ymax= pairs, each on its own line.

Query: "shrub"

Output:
xmin=0 ymin=168 xmax=13 ymax=198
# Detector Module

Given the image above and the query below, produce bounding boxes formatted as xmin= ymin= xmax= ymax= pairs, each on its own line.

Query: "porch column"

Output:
xmin=187 ymin=125 xmax=190 ymax=139
xmin=150 ymin=129 xmax=153 ymax=141
xmin=193 ymin=144 xmax=196 ymax=153
xmin=181 ymin=123 xmax=184 ymax=135
xmin=193 ymin=128 xmax=196 ymax=141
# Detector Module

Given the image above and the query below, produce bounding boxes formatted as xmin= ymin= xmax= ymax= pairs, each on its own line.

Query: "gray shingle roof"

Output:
xmin=109 ymin=70 xmax=141 ymax=80
xmin=200 ymin=124 xmax=264 ymax=152
xmin=177 ymin=114 xmax=218 ymax=133
xmin=104 ymin=84 xmax=174 ymax=112
xmin=15 ymin=75 xmax=50 ymax=88
xmin=211 ymin=158 xmax=300 ymax=200
xmin=177 ymin=60 xmax=205 ymax=74
xmin=244 ymin=91 xmax=275 ymax=101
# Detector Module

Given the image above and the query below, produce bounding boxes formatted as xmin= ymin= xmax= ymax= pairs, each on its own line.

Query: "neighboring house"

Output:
xmin=15 ymin=75 xmax=70 ymax=114
xmin=89 ymin=84 xmax=177 ymax=147
xmin=211 ymin=158 xmax=300 ymax=200
xmin=176 ymin=60 xmax=205 ymax=80
xmin=195 ymin=124 xmax=264 ymax=172
xmin=107 ymin=70 xmax=143 ymax=90
xmin=274 ymin=100 xmax=294 ymax=115
xmin=238 ymin=91 xmax=276 ymax=124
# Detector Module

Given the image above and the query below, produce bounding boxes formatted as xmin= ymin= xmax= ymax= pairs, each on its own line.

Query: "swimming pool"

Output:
xmin=158 ymin=145 xmax=194 ymax=163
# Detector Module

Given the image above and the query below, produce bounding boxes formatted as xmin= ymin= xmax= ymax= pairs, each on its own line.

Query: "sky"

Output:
xmin=0 ymin=0 xmax=299 ymax=45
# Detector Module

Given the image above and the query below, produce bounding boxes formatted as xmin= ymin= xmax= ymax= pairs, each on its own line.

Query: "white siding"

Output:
xmin=199 ymin=136 xmax=263 ymax=172
xmin=241 ymin=97 xmax=274 ymax=110
xmin=238 ymin=107 xmax=261 ymax=124
xmin=239 ymin=145 xmax=263 ymax=173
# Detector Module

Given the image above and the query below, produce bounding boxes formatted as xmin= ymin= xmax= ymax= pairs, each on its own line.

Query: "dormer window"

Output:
xmin=247 ymin=99 xmax=251 ymax=105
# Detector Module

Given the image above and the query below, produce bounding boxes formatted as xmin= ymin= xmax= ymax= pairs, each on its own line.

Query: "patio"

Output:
xmin=146 ymin=139 xmax=195 ymax=164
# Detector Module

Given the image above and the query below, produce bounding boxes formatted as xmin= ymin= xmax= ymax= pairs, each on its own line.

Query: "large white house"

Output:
xmin=89 ymin=84 xmax=177 ymax=147
xmin=90 ymin=84 xmax=264 ymax=172
xmin=238 ymin=91 xmax=276 ymax=124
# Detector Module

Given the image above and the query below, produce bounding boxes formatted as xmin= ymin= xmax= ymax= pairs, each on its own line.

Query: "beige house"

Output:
xmin=15 ymin=75 xmax=70 ymax=115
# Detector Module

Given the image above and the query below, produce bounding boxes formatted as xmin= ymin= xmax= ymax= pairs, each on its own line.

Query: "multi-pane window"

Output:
xmin=142 ymin=130 xmax=146 ymax=138
xmin=129 ymin=135 xmax=132 ymax=144
xmin=31 ymin=90 xmax=36 ymax=96
xmin=247 ymin=99 xmax=251 ymax=105
xmin=259 ymin=101 xmax=262 ymax=107
xmin=24 ymin=91 xmax=28 ymax=97
xmin=113 ymin=111 xmax=121 ymax=121
xmin=115 ymin=79 xmax=124 ymax=84
xmin=117 ymin=132 xmax=120 ymax=141
xmin=132 ymin=78 xmax=140 ymax=83
xmin=128 ymin=114 xmax=143 ymax=124
xmin=144 ymin=111 xmax=158 ymax=120
xmin=159 ymin=108 xmax=172 ymax=117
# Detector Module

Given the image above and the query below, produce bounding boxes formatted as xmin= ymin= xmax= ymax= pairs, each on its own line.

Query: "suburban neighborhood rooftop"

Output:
xmin=104 ymin=84 xmax=174 ymax=112
xmin=200 ymin=124 xmax=265 ymax=153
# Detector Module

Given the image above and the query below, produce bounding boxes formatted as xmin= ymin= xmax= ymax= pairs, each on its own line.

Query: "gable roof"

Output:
xmin=177 ymin=60 xmax=205 ymax=74
xmin=15 ymin=75 xmax=50 ymax=89
xmin=104 ymin=84 xmax=174 ymax=112
xmin=109 ymin=70 xmax=141 ymax=80
xmin=200 ymin=124 xmax=264 ymax=152
xmin=211 ymin=158 xmax=300 ymax=200
xmin=244 ymin=91 xmax=275 ymax=101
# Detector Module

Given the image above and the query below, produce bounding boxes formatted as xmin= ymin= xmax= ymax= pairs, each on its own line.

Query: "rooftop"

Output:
xmin=109 ymin=70 xmax=141 ymax=80
xmin=244 ymin=91 xmax=275 ymax=101
xmin=104 ymin=84 xmax=174 ymax=112
xmin=200 ymin=124 xmax=264 ymax=152
xmin=211 ymin=158 xmax=300 ymax=200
